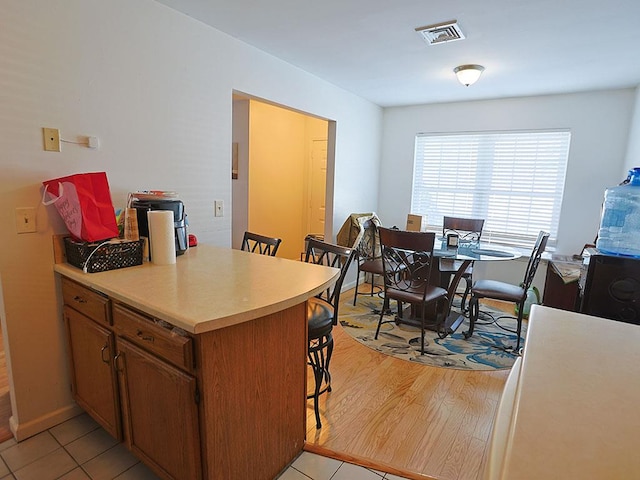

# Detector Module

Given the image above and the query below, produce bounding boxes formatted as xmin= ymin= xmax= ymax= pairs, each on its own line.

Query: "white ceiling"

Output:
xmin=155 ymin=0 xmax=640 ymax=107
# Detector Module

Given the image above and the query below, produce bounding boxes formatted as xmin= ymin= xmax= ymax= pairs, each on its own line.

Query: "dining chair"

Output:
xmin=241 ymin=231 xmax=282 ymax=256
xmin=375 ymin=227 xmax=449 ymax=355
xmin=439 ymin=216 xmax=485 ymax=312
xmin=464 ymin=230 xmax=550 ymax=352
xmin=352 ymin=219 xmax=384 ymax=305
xmin=303 ymin=237 xmax=355 ymax=428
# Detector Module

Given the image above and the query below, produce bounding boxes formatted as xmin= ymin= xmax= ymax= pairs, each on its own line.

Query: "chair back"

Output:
xmin=443 ymin=216 xmax=485 ymax=244
xmin=241 ymin=231 xmax=282 ymax=256
xmin=521 ymin=231 xmax=550 ymax=290
xmin=378 ymin=227 xmax=438 ymax=299
xmin=304 ymin=237 xmax=355 ymax=323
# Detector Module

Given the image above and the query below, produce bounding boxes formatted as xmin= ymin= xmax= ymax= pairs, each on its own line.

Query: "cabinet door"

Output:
xmin=64 ymin=306 xmax=121 ymax=440
xmin=116 ymin=338 xmax=201 ymax=480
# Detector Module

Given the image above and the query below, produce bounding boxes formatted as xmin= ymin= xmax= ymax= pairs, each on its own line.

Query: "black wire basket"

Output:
xmin=64 ymin=237 xmax=144 ymax=273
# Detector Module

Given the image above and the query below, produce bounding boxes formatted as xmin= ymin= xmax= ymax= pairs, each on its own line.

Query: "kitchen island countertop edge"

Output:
xmin=54 ymin=243 xmax=340 ymax=334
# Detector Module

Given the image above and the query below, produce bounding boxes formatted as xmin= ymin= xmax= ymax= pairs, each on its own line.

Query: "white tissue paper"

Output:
xmin=147 ymin=210 xmax=176 ymax=265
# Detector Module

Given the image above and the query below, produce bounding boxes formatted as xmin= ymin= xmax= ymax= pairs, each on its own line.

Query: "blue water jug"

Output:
xmin=596 ymin=167 xmax=640 ymax=257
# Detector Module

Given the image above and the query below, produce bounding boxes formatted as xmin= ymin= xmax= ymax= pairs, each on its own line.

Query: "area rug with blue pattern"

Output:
xmin=339 ymin=292 xmax=526 ymax=370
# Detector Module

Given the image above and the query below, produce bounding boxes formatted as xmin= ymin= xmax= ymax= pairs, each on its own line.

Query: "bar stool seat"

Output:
xmin=307 ymin=298 xmax=334 ymax=338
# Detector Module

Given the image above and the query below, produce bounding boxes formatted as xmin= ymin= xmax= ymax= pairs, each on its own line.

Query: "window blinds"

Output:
xmin=412 ymin=130 xmax=571 ymax=248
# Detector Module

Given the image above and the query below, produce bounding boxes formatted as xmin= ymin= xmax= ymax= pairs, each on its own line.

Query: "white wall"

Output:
xmin=0 ymin=0 xmax=382 ymax=439
xmin=624 ymin=88 xmax=640 ymax=173
xmin=380 ymin=89 xmax=636 ymax=257
xmin=231 ymin=99 xmax=250 ymax=250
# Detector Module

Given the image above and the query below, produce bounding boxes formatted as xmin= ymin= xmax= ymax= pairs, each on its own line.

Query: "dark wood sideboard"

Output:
xmin=544 ymin=251 xmax=640 ymax=326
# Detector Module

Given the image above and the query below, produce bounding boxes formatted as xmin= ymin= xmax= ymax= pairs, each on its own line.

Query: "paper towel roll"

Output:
xmin=147 ymin=210 xmax=176 ymax=265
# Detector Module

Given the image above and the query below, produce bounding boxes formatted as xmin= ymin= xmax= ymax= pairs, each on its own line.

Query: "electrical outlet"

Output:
xmin=15 ymin=207 xmax=37 ymax=234
xmin=43 ymin=127 xmax=61 ymax=152
xmin=214 ymin=200 xmax=223 ymax=217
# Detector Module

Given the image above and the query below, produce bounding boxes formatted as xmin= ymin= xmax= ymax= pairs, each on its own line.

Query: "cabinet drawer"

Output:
xmin=62 ymin=277 xmax=111 ymax=326
xmin=113 ymin=303 xmax=194 ymax=372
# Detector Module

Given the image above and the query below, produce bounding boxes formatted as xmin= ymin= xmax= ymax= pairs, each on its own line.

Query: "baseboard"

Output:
xmin=342 ymin=279 xmax=357 ymax=291
xmin=9 ymin=403 xmax=83 ymax=442
xmin=303 ymin=443 xmax=437 ymax=480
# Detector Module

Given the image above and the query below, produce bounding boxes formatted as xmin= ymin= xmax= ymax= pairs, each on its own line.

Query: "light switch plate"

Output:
xmin=43 ymin=128 xmax=61 ymax=152
xmin=214 ymin=200 xmax=223 ymax=217
xmin=15 ymin=207 xmax=37 ymax=234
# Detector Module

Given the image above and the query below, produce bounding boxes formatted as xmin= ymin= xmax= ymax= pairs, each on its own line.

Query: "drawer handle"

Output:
xmin=73 ymin=295 xmax=87 ymax=304
xmin=137 ymin=330 xmax=154 ymax=343
xmin=101 ymin=344 xmax=110 ymax=364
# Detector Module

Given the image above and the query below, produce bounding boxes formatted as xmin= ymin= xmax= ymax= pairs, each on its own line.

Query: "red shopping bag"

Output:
xmin=42 ymin=172 xmax=119 ymax=242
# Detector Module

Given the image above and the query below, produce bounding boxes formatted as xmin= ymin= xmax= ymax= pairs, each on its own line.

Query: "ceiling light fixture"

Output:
xmin=454 ymin=64 xmax=485 ymax=86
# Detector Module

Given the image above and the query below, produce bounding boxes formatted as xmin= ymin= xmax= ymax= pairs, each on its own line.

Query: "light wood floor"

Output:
xmin=0 ymin=292 xmax=513 ymax=476
xmin=305 ymin=290 xmax=513 ymax=480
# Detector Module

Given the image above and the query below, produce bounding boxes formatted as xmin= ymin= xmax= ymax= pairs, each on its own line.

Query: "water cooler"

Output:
xmin=596 ymin=167 xmax=640 ymax=257
xmin=584 ymin=169 xmax=640 ymax=323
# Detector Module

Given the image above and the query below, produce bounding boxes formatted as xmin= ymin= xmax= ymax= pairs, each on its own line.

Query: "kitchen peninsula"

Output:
xmin=486 ymin=305 xmax=640 ymax=479
xmin=54 ymin=244 xmax=339 ymax=480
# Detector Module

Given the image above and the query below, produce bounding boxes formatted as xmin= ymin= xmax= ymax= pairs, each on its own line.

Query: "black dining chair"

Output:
xmin=464 ymin=231 xmax=549 ymax=352
xmin=241 ymin=231 xmax=282 ymax=256
xmin=352 ymin=219 xmax=384 ymax=305
xmin=439 ymin=216 xmax=485 ymax=312
xmin=375 ymin=227 xmax=449 ymax=355
xmin=303 ymin=237 xmax=355 ymax=428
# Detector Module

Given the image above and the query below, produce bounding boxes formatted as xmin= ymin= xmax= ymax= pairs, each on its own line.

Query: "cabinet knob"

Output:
xmin=73 ymin=295 xmax=87 ymax=304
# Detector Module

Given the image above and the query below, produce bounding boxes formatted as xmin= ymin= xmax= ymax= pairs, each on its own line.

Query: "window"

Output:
xmin=412 ymin=130 xmax=571 ymax=249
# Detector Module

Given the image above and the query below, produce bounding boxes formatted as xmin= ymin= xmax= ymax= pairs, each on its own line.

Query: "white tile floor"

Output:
xmin=281 ymin=452 xmax=409 ymax=480
xmin=0 ymin=413 xmax=409 ymax=480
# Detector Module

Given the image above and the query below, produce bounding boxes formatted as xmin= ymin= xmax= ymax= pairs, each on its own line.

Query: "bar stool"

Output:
xmin=303 ymin=237 xmax=354 ymax=428
xmin=241 ymin=231 xmax=282 ymax=256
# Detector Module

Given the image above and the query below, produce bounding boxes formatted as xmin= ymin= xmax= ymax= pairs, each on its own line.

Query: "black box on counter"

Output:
xmin=64 ymin=237 xmax=144 ymax=273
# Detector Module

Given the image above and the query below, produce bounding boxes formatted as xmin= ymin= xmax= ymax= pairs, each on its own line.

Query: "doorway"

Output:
xmin=231 ymin=95 xmax=333 ymax=260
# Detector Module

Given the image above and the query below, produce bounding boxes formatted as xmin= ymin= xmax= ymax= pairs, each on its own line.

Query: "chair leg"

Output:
xmin=464 ymin=295 xmax=479 ymax=339
xmin=420 ymin=311 xmax=426 ymax=355
xmin=374 ymin=304 xmax=386 ymax=339
xmin=325 ymin=336 xmax=333 ymax=393
xmin=515 ymin=305 xmax=525 ymax=351
xmin=307 ymin=332 xmax=333 ymax=429
xmin=460 ymin=277 xmax=472 ymax=313
xmin=382 ymin=294 xmax=390 ymax=314
xmin=353 ymin=267 xmax=361 ymax=305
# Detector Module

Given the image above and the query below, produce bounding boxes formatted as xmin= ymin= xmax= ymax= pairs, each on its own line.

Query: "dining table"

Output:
xmin=430 ymin=239 xmax=522 ymax=335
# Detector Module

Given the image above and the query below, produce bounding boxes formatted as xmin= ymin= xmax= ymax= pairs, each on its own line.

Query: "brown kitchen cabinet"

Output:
xmin=63 ymin=305 xmax=121 ymax=440
xmin=62 ymin=278 xmax=200 ymax=480
xmin=116 ymin=338 xmax=201 ymax=479
xmin=113 ymin=304 xmax=201 ymax=480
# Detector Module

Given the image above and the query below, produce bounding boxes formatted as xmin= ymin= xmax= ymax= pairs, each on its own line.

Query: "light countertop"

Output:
xmin=54 ymin=244 xmax=339 ymax=334
xmin=488 ymin=305 xmax=640 ymax=479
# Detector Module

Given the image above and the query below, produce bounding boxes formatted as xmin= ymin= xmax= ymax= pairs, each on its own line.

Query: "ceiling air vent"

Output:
xmin=415 ymin=20 xmax=465 ymax=45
